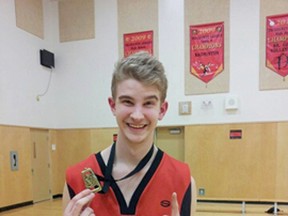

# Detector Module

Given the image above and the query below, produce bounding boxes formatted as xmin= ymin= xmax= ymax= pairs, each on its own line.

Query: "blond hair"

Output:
xmin=111 ymin=52 xmax=168 ymax=102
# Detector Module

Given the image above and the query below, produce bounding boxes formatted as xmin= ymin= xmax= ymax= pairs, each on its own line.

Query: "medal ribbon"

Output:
xmin=99 ymin=142 xmax=154 ymax=194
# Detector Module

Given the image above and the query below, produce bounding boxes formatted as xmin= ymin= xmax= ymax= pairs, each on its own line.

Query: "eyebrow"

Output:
xmin=144 ymin=95 xmax=159 ymax=101
xmin=118 ymin=95 xmax=159 ymax=101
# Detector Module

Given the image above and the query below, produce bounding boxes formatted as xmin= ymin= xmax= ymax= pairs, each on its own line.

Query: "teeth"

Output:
xmin=129 ymin=124 xmax=145 ymax=128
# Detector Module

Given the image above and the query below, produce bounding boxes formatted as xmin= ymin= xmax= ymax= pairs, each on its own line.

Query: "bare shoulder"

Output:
xmin=99 ymin=145 xmax=113 ymax=165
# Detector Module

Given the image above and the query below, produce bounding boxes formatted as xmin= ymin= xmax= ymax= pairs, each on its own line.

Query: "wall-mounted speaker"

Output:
xmin=40 ymin=49 xmax=55 ymax=69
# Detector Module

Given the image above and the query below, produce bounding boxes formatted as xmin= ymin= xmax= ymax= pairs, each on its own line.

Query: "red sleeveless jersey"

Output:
xmin=66 ymin=149 xmax=192 ymax=216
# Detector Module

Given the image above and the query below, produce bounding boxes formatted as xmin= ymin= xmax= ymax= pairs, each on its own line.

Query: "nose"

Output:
xmin=130 ymin=106 xmax=144 ymax=121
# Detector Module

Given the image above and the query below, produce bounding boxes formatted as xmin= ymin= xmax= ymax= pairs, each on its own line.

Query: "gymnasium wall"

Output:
xmin=0 ymin=1 xmax=57 ymax=128
xmin=0 ymin=126 xmax=117 ymax=208
xmin=1 ymin=123 xmax=288 ymax=208
xmin=185 ymin=122 xmax=288 ymax=201
xmin=0 ymin=0 xmax=288 ymax=129
xmin=0 ymin=126 xmax=32 ymax=208
xmin=48 ymin=127 xmax=118 ymax=197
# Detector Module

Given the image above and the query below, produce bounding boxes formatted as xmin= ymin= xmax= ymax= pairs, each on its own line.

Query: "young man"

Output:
xmin=63 ymin=52 xmax=197 ymax=216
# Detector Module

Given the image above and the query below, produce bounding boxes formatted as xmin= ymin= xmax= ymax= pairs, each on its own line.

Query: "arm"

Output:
xmin=62 ymin=182 xmax=70 ymax=211
xmin=191 ymin=176 xmax=197 ymax=215
xmin=63 ymin=182 xmax=95 ymax=216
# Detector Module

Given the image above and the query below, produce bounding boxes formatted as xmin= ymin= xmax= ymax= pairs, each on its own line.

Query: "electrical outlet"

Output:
xmin=199 ymin=188 xmax=205 ymax=196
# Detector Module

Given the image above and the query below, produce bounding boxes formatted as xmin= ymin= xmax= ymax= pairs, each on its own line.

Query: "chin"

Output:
xmin=126 ymin=136 xmax=146 ymax=144
xmin=125 ymin=133 xmax=150 ymax=145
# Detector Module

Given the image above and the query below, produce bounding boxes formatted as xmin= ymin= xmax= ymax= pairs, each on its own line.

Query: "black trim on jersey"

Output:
xmin=100 ymin=143 xmax=154 ymax=194
xmin=96 ymin=149 xmax=164 ymax=215
xmin=180 ymin=183 xmax=192 ymax=216
xmin=67 ymin=183 xmax=76 ymax=199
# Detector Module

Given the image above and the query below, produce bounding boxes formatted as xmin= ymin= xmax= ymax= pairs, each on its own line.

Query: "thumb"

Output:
xmin=171 ymin=192 xmax=180 ymax=216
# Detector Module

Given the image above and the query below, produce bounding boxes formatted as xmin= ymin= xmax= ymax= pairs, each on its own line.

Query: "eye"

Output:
xmin=144 ymin=100 xmax=156 ymax=107
xmin=122 ymin=99 xmax=134 ymax=106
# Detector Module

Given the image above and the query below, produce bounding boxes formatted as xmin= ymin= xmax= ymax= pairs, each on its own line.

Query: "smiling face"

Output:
xmin=108 ymin=79 xmax=168 ymax=146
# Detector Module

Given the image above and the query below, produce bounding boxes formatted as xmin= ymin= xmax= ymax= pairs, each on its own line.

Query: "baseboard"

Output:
xmin=53 ymin=194 xmax=63 ymax=199
xmin=0 ymin=201 xmax=33 ymax=212
xmin=197 ymin=199 xmax=288 ymax=205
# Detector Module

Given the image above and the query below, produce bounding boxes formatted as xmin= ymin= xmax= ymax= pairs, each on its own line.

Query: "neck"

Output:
xmin=115 ymin=136 xmax=154 ymax=166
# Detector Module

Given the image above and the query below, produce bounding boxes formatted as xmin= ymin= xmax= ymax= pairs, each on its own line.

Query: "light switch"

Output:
xmin=52 ymin=144 xmax=56 ymax=151
xmin=179 ymin=101 xmax=191 ymax=115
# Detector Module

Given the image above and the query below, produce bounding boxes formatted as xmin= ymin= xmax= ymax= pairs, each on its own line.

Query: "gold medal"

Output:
xmin=81 ymin=168 xmax=102 ymax=193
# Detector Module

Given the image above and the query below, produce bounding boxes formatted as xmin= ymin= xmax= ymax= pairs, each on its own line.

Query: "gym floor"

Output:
xmin=1 ymin=199 xmax=288 ymax=215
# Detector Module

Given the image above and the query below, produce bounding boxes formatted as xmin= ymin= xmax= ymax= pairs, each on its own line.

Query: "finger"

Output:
xmin=72 ymin=193 xmax=95 ymax=214
xmin=80 ymin=207 xmax=95 ymax=216
xmin=65 ymin=189 xmax=95 ymax=215
xmin=171 ymin=192 xmax=180 ymax=216
xmin=74 ymin=189 xmax=94 ymax=200
xmin=65 ymin=189 xmax=92 ymax=213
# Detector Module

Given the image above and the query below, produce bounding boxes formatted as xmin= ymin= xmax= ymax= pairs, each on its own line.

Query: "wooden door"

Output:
xmin=31 ymin=129 xmax=51 ymax=203
xmin=156 ymin=127 xmax=184 ymax=162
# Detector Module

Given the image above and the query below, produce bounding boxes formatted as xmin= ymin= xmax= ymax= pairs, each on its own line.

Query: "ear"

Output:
xmin=158 ymin=101 xmax=168 ymax=120
xmin=108 ymin=97 xmax=116 ymax=116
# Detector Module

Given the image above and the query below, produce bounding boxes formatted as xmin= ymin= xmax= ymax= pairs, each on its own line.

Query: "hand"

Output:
xmin=163 ymin=192 xmax=180 ymax=216
xmin=171 ymin=192 xmax=180 ymax=216
xmin=64 ymin=189 xmax=95 ymax=216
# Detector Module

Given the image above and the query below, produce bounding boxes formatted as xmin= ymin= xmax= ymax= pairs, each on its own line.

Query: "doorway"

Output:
xmin=156 ymin=127 xmax=184 ymax=162
xmin=30 ymin=129 xmax=51 ymax=203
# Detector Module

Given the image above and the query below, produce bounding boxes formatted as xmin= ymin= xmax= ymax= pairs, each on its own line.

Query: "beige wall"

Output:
xmin=0 ymin=126 xmax=116 ymax=208
xmin=50 ymin=128 xmax=116 ymax=196
xmin=185 ymin=122 xmax=288 ymax=201
xmin=0 ymin=126 xmax=33 ymax=207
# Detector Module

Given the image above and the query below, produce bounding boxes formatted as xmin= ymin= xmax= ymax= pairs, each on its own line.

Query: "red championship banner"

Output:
xmin=124 ymin=31 xmax=153 ymax=57
xmin=190 ymin=22 xmax=224 ymax=83
xmin=266 ymin=14 xmax=288 ymax=78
